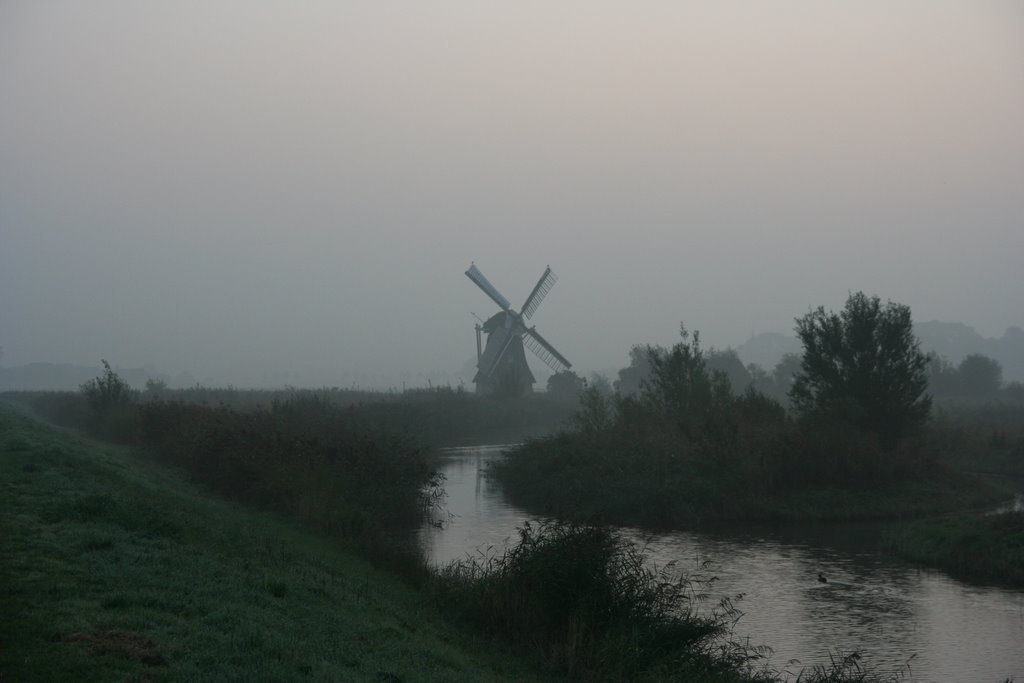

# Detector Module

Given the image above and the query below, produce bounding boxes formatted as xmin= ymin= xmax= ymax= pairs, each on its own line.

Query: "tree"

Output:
xmin=546 ymin=370 xmax=585 ymax=399
xmin=705 ymin=349 xmax=752 ymax=395
xmin=572 ymin=385 xmax=615 ymax=433
xmin=588 ymin=372 xmax=614 ymax=397
xmin=956 ymin=354 xmax=1002 ymax=396
xmin=144 ymin=378 xmax=168 ymax=395
xmin=790 ymin=292 xmax=931 ymax=446
xmin=642 ymin=325 xmax=729 ymax=433
xmin=925 ymin=353 xmax=959 ymax=396
xmin=771 ymin=353 xmax=802 ymax=398
xmin=614 ymin=345 xmax=655 ymax=396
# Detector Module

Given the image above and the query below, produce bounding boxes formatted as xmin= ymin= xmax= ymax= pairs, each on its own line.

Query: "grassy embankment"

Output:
xmin=3 ymin=394 xmax=901 ymax=682
xmin=886 ymin=510 xmax=1024 ymax=586
xmin=0 ymin=401 xmax=548 ymax=682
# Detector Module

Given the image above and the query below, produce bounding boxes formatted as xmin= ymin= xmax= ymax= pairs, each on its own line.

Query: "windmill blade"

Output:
xmin=465 ymin=264 xmax=512 ymax=312
xmin=523 ymin=326 xmax=572 ymax=373
xmin=521 ymin=267 xmax=557 ymax=320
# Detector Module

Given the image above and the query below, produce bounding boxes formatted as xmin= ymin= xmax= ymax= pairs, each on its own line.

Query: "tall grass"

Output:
xmin=885 ymin=510 xmax=1024 ymax=586
xmin=18 ymin=383 xmax=579 ymax=447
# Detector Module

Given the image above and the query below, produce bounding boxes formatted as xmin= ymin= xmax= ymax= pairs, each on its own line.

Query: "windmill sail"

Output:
xmin=521 ymin=267 xmax=557 ymax=320
xmin=523 ymin=327 xmax=571 ymax=373
xmin=465 ymin=264 xmax=511 ymax=312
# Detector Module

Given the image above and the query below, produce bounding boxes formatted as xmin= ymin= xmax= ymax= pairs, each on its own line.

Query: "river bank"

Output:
xmin=491 ymin=432 xmax=1011 ymax=529
xmin=885 ymin=506 xmax=1024 ymax=587
xmin=0 ymin=403 xmax=549 ymax=682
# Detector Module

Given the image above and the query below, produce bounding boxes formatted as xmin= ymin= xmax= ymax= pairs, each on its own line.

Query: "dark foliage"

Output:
xmin=493 ymin=311 xmax=1004 ymax=530
xmin=641 ymin=326 xmax=731 ymax=435
xmin=79 ymin=360 xmax=135 ymax=411
xmin=614 ymin=345 xmax=655 ymax=396
xmin=546 ymin=370 xmax=586 ymax=400
xmin=431 ymin=521 xmax=767 ymax=681
xmin=706 ymin=349 xmax=754 ymax=395
xmin=791 ymin=292 xmax=931 ymax=447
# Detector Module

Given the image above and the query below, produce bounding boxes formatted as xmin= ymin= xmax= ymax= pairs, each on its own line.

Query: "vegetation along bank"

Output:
xmin=493 ymin=293 xmax=1017 ymax=530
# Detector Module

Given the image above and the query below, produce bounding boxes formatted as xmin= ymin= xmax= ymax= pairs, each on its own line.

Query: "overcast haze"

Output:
xmin=2 ymin=2 xmax=1022 ymax=387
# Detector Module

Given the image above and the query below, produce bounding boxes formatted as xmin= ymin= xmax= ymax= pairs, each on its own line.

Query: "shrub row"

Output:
xmin=28 ymin=390 xmax=441 ymax=561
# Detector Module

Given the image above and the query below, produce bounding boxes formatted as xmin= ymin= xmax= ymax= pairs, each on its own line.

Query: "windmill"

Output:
xmin=465 ymin=263 xmax=572 ymax=395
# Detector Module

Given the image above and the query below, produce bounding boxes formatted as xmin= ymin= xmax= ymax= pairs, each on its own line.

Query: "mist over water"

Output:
xmin=2 ymin=2 xmax=1022 ymax=387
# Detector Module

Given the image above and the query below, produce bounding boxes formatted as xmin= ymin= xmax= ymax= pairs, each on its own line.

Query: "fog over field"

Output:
xmin=2 ymin=2 xmax=1022 ymax=388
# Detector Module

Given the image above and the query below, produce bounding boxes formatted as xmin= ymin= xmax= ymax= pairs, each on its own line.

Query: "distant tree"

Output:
xmin=790 ymin=292 xmax=931 ymax=447
xmin=746 ymin=363 xmax=771 ymax=395
xmin=771 ymin=353 xmax=802 ymax=397
xmin=546 ymin=370 xmax=585 ymax=399
xmin=614 ymin=345 xmax=656 ymax=396
xmin=770 ymin=352 xmax=806 ymax=405
xmin=925 ymin=353 xmax=960 ymax=396
xmin=705 ymin=349 xmax=752 ymax=395
xmin=588 ymin=372 xmax=614 ymax=397
xmin=144 ymin=378 xmax=168 ymax=395
xmin=1005 ymin=381 xmax=1024 ymax=402
xmin=572 ymin=385 xmax=615 ymax=433
xmin=956 ymin=354 xmax=1002 ymax=396
xmin=642 ymin=325 xmax=729 ymax=432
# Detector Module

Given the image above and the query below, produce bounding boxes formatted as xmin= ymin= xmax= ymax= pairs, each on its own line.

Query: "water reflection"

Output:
xmin=420 ymin=446 xmax=1024 ymax=681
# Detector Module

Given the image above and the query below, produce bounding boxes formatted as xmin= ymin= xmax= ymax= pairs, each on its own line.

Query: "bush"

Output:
xmin=80 ymin=360 xmax=136 ymax=413
xmin=431 ymin=521 xmax=762 ymax=681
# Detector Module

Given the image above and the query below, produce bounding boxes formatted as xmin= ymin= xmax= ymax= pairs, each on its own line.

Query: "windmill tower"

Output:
xmin=465 ymin=263 xmax=572 ymax=395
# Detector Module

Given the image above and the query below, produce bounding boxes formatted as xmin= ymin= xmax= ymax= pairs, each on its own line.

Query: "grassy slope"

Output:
xmin=0 ymin=403 xmax=547 ymax=682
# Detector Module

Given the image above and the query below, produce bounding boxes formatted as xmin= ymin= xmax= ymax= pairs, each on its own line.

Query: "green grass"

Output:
xmin=885 ymin=510 xmax=1024 ymax=586
xmin=0 ymin=402 xmax=549 ymax=682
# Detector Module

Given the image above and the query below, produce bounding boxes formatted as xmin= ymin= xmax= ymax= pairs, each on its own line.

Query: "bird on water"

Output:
xmin=817 ymin=573 xmax=828 ymax=584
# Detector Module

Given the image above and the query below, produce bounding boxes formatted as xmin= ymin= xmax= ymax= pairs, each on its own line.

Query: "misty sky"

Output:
xmin=2 ymin=2 xmax=1022 ymax=387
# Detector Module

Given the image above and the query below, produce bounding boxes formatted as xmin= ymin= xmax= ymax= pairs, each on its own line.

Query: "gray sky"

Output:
xmin=2 ymin=1 xmax=1022 ymax=387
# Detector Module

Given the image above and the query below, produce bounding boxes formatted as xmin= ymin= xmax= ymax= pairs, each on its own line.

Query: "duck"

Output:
xmin=817 ymin=573 xmax=828 ymax=584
